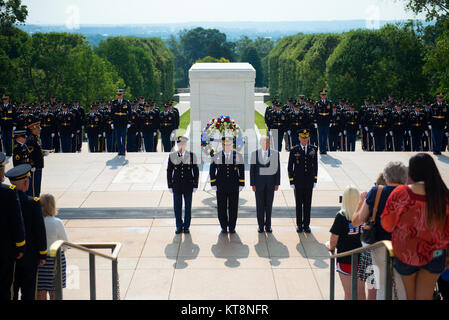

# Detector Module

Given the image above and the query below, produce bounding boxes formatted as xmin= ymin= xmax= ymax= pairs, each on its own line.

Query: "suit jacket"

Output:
xmin=250 ymin=149 xmax=280 ymax=188
xmin=167 ymin=151 xmax=199 ymax=194
xmin=288 ymin=144 xmax=318 ymax=188
xmin=210 ymin=150 xmax=245 ymax=192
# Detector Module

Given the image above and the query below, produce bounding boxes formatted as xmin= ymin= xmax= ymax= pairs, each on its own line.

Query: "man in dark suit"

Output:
xmin=288 ymin=129 xmax=318 ymax=233
xmin=210 ymin=137 xmax=245 ymax=234
xmin=250 ymin=136 xmax=280 ymax=233
xmin=167 ymin=137 xmax=199 ymax=234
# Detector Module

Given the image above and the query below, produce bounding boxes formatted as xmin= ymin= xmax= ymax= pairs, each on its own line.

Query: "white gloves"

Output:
xmin=136 ymin=132 xmax=139 ymax=136
xmin=103 ymin=132 xmax=106 ymax=137
xmin=389 ymin=131 xmax=393 ymax=136
xmin=329 ymin=124 xmax=332 ymax=128
xmin=71 ymin=134 xmax=74 ymax=138
xmin=314 ymin=123 xmax=318 ymax=128
xmin=82 ymin=126 xmax=84 ymax=130
xmin=211 ymin=186 xmax=217 ymax=191
xmin=85 ymin=133 xmax=88 ymax=138
xmin=446 ymin=132 xmax=449 ymax=137
xmin=127 ymin=124 xmax=131 ymax=129
xmin=168 ymin=188 xmax=173 ymax=194
xmin=385 ymin=133 xmax=388 ymax=137
xmin=425 ymin=131 xmax=429 ymax=137
xmin=98 ymin=134 xmax=102 ymax=138
xmin=429 ymin=125 xmax=432 ymax=130
xmin=287 ymin=130 xmax=291 ymax=135
xmin=239 ymin=186 xmax=244 ymax=192
xmin=153 ymin=132 xmax=158 ymax=137
xmin=77 ymin=130 xmax=80 ymax=133
xmin=365 ymin=127 xmax=369 ymax=131
xmin=140 ymin=132 xmax=143 ymax=137
xmin=408 ymin=130 xmax=411 ymax=135
xmin=51 ymin=133 xmax=55 ymax=138
xmin=111 ymin=124 xmax=114 ymax=130
xmin=13 ymin=126 xmax=16 ymax=131
xmin=343 ymin=130 xmax=347 ymax=135
xmin=370 ymin=132 xmax=374 ymax=137
xmin=338 ymin=132 xmax=342 ymax=137
xmin=290 ymin=185 xmax=295 ymax=190
xmin=193 ymin=188 xmax=198 ymax=193
xmin=313 ymin=183 xmax=316 ymax=189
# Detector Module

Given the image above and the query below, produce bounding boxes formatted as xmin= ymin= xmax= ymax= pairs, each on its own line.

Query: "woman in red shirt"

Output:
xmin=381 ymin=153 xmax=449 ymax=300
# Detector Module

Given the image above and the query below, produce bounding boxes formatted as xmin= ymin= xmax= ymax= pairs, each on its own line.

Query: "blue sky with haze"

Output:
xmin=22 ymin=0 xmax=423 ymax=25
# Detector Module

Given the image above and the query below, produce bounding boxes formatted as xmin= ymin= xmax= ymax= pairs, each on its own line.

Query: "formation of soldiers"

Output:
xmin=0 ymin=91 xmax=180 ymax=156
xmin=265 ymin=91 xmax=449 ymax=155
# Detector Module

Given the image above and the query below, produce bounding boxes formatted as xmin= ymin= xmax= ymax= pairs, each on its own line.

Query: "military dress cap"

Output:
xmin=2 ymin=93 xmax=9 ymax=99
xmin=176 ymin=136 xmax=189 ymax=145
xmin=13 ymin=130 xmax=27 ymax=137
xmin=5 ymin=164 xmax=32 ymax=182
xmin=298 ymin=94 xmax=305 ymax=99
xmin=0 ymin=152 xmax=6 ymax=168
xmin=298 ymin=129 xmax=310 ymax=139
xmin=116 ymin=89 xmax=125 ymax=94
xmin=28 ymin=122 xmax=41 ymax=130
xmin=436 ymin=93 xmax=444 ymax=98
xmin=320 ymin=89 xmax=328 ymax=95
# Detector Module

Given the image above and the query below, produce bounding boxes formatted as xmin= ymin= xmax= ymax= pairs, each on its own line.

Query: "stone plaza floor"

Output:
xmin=3 ymin=147 xmax=448 ymax=299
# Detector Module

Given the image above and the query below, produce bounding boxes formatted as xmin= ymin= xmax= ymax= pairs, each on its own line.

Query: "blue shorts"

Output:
xmin=394 ymin=250 xmax=447 ymax=276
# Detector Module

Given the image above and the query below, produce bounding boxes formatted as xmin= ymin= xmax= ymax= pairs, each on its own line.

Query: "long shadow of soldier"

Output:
xmin=296 ymin=232 xmax=329 ymax=269
xmin=106 ymin=155 xmax=129 ymax=170
xmin=164 ymin=234 xmax=182 ymax=268
xmin=176 ymin=233 xmax=200 ymax=269
xmin=319 ymin=154 xmax=342 ymax=168
xmin=264 ymin=233 xmax=289 ymax=267
xmin=211 ymin=232 xmax=249 ymax=268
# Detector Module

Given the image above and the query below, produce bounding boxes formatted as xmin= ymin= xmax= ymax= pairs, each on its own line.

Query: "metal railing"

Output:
xmin=49 ymin=241 xmax=122 ymax=300
xmin=329 ymin=240 xmax=394 ymax=300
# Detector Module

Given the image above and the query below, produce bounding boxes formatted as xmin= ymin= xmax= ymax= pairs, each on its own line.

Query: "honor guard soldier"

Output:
xmin=111 ymin=89 xmax=131 ymax=156
xmin=5 ymin=164 xmax=47 ymax=300
xmin=127 ymin=101 xmax=140 ymax=152
xmin=85 ymin=105 xmax=102 ymax=152
xmin=288 ymin=129 xmax=318 ymax=233
xmin=287 ymin=102 xmax=308 ymax=148
xmin=422 ymin=101 xmax=433 ymax=151
xmin=140 ymin=102 xmax=160 ymax=152
xmin=102 ymin=103 xmax=115 ymax=153
xmin=17 ymin=106 xmax=36 ymax=134
xmin=13 ymin=130 xmax=30 ymax=167
xmin=57 ymin=104 xmax=75 ymax=153
xmin=167 ymin=137 xmax=199 ymax=234
xmin=50 ymin=100 xmax=62 ymax=153
xmin=160 ymin=104 xmax=176 ymax=152
xmin=308 ymin=100 xmax=319 ymax=147
xmin=26 ymin=122 xmax=45 ymax=197
xmin=169 ymin=101 xmax=180 ymax=149
xmin=0 ymin=152 xmax=26 ymax=300
xmin=39 ymin=104 xmax=56 ymax=150
xmin=372 ymin=106 xmax=389 ymax=151
xmin=430 ymin=93 xmax=448 ymax=155
xmin=390 ymin=103 xmax=408 ymax=152
xmin=328 ymin=106 xmax=343 ymax=151
xmin=315 ymin=90 xmax=332 ymax=154
xmin=1 ymin=94 xmax=17 ymax=156
xmin=267 ymin=102 xmax=287 ymax=152
xmin=210 ymin=137 xmax=245 ymax=234
xmin=409 ymin=104 xmax=425 ymax=151
xmin=71 ymin=99 xmax=85 ymax=152
xmin=264 ymin=98 xmax=275 ymax=127
xmin=403 ymin=103 xmax=413 ymax=151
xmin=345 ymin=104 xmax=359 ymax=151
xmin=359 ymin=98 xmax=372 ymax=151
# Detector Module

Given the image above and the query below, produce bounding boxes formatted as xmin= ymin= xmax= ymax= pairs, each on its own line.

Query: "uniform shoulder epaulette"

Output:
xmin=33 ymin=197 xmax=40 ymax=202
xmin=9 ymin=185 xmax=16 ymax=190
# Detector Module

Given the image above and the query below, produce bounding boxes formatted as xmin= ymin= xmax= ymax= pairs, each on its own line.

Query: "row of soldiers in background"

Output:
xmin=0 ymin=93 xmax=180 ymax=155
xmin=265 ymin=91 xmax=449 ymax=155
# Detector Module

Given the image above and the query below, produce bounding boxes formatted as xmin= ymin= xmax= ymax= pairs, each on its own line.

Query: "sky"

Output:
xmin=22 ymin=0 xmax=424 ymax=25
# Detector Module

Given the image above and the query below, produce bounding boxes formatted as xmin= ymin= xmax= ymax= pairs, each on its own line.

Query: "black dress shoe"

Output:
xmin=265 ymin=227 xmax=272 ymax=233
xmin=229 ymin=229 xmax=236 ymax=234
xmin=296 ymin=226 xmax=303 ymax=233
xmin=221 ymin=229 xmax=228 ymax=234
xmin=183 ymin=228 xmax=190 ymax=234
xmin=257 ymin=227 xmax=264 ymax=233
xmin=304 ymin=226 xmax=311 ymax=233
xmin=175 ymin=228 xmax=183 ymax=234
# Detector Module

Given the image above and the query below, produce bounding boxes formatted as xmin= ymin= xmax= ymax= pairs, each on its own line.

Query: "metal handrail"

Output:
xmin=329 ymin=240 xmax=395 ymax=300
xmin=49 ymin=241 xmax=122 ymax=300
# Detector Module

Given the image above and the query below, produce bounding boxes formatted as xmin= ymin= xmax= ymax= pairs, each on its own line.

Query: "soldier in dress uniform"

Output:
xmin=359 ymin=98 xmax=372 ymax=151
xmin=159 ymin=104 xmax=176 ymax=152
xmin=102 ymin=102 xmax=115 ymax=153
xmin=50 ymin=100 xmax=61 ymax=153
xmin=71 ymin=99 xmax=85 ymax=153
xmin=328 ymin=106 xmax=343 ymax=151
xmin=210 ymin=137 xmax=245 ymax=234
xmin=266 ymin=102 xmax=287 ymax=152
xmin=26 ymin=122 xmax=45 ymax=197
xmin=315 ymin=90 xmax=332 ymax=154
xmin=0 ymin=152 xmax=26 ymax=300
xmin=139 ymin=102 xmax=160 ymax=152
xmin=5 ymin=164 xmax=47 ymax=300
xmin=430 ymin=93 xmax=448 ymax=155
xmin=371 ymin=106 xmax=389 ymax=151
xmin=422 ymin=101 xmax=433 ymax=151
xmin=111 ymin=89 xmax=131 ymax=156
xmin=288 ymin=129 xmax=318 ymax=233
xmin=17 ymin=106 xmax=36 ymax=134
xmin=127 ymin=101 xmax=140 ymax=152
xmin=12 ymin=130 xmax=30 ymax=167
xmin=308 ymin=99 xmax=319 ymax=148
xmin=409 ymin=104 xmax=425 ymax=151
xmin=169 ymin=101 xmax=180 ymax=149
xmin=0 ymin=94 xmax=17 ymax=157
xmin=57 ymin=104 xmax=75 ymax=153
xmin=287 ymin=102 xmax=309 ymax=148
xmin=345 ymin=104 xmax=359 ymax=152
xmin=167 ymin=137 xmax=199 ymax=234
xmin=390 ymin=103 xmax=408 ymax=152
xmin=38 ymin=104 xmax=56 ymax=151
xmin=85 ymin=105 xmax=102 ymax=153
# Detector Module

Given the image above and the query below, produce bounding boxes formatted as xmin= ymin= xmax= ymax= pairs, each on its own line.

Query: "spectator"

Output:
xmin=326 ymin=186 xmax=366 ymax=300
xmin=352 ymin=161 xmax=408 ymax=300
xmin=375 ymin=172 xmax=386 ymax=186
xmin=381 ymin=153 xmax=449 ymax=300
xmin=36 ymin=194 xmax=69 ymax=300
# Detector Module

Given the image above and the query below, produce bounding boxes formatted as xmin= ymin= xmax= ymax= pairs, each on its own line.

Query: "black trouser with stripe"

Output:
xmin=13 ymin=257 xmax=38 ymax=300
xmin=0 ymin=259 xmax=15 ymax=300
xmin=294 ymin=186 xmax=313 ymax=228
xmin=216 ymin=190 xmax=239 ymax=231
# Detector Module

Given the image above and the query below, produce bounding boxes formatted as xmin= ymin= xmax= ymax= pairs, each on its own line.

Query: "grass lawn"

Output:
xmin=255 ymin=110 xmax=267 ymax=136
xmin=176 ymin=109 xmax=190 ymax=136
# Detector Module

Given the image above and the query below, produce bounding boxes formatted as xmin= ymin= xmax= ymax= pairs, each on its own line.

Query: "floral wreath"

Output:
xmin=201 ymin=115 xmax=244 ymax=158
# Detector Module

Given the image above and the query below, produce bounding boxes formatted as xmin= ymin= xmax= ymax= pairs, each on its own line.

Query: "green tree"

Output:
xmin=404 ymin=0 xmax=449 ymax=20
xmin=241 ymin=45 xmax=263 ymax=87
xmin=0 ymin=0 xmax=28 ymax=34
xmin=196 ymin=56 xmax=230 ymax=63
